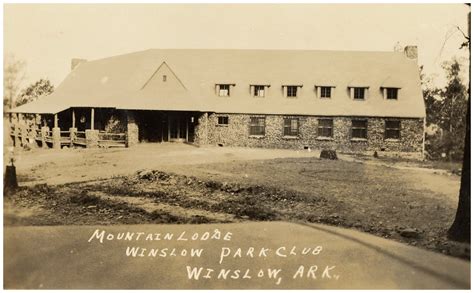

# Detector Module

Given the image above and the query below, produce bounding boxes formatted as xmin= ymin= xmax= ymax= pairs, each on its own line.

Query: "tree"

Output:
xmin=423 ymin=59 xmax=468 ymax=161
xmin=3 ymin=54 xmax=26 ymax=110
xmin=16 ymin=79 xmax=54 ymax=107
xmin=448 ymin=96 xmax=470 ymax=242
xmin=448 ymin=9 xmax=470 ymax=242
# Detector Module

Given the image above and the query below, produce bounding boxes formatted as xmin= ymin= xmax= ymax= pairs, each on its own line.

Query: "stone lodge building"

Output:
xmin=8 ymin=47 xmax=426 ymax=158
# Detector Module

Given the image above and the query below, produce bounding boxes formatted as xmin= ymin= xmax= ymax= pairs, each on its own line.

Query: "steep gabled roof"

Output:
xmin=9 ymin=48 xmax=426 ymax=118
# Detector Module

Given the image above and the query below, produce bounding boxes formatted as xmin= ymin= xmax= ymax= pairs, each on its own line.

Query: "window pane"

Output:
xmin=385 ymin=129 xmax=400 ymax=139
xmin=254 ymin=85 xmax=265 ymax=97
xmin=219 ymin=85 xmax=230 ymax=96
xmin=287 ymin=86 xmax=297 ymax=97
xmin=387 ymin=88 xmax=398 ymax=100
xmin=321 ymin=87 xmax=331 ymax=98
xmin=352 ymin=120 xmax=367 ymax=128
xmin=283 ymin=118 xmax=298 ymax=136
xmin=385 ymin=120 xmax=401 ymax=139
xmin=318 ymin=119 xmax=333 ymax=138
xmin=250 ymin=117 xmax=265 ymax=135
xmin=319 ymin=119 xmax=332 ymax=127
xmin=351 ymin=120 xmax=367 ymax=138
xmin=218 ymin=116 xmax=228 ymax=125
xmin=386 ymin=120 xmax=400 ymax=129
xmin=354 ymin=88 xmax=365 ymax=100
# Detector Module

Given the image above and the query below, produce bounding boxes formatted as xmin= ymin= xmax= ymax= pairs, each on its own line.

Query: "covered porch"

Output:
xmin=7 ymin=107 xmax=207 ymax=149
xmin=8 ymin=107 xmax=128 ymax=149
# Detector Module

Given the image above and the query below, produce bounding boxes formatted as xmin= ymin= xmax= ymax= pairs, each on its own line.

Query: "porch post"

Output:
xmin=72 ymin=109 xmax=76 ymax=128
xmin=167 ymin=116 xmax=171 ymax=141
xmin=70 ymin=109 xmax=77 ymax=147
xmin=52 ymin=113 xmax=61 ymax=149
xmin=41 ymin=125 xmax=49 ymax=149
xmin=13 ymin=114 xmax=20 ymax=148
xmin=91 ymin=108 xmax=95 ymax=130
xmin=19 ymin=113 xmax=27 ymax=147
xmin=186 ymin=118 xmax=189 ymax=142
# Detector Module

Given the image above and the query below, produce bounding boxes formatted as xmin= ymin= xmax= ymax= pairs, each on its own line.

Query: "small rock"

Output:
xmin=399 ymin=228 xmax=420 ymax=238
xmin=320 ymin=149 xmax=338 ymax=160
xmin=87 ymin=205 xmax=97 ymax=209
xmin=138 ymin=170 xmax=154 ymax=180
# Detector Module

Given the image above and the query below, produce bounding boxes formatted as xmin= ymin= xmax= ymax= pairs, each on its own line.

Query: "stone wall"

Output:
xmin=194 ymin=112 xmax=209 ymax=145
xmin=204 ymin=113 xmax=424 ymax=158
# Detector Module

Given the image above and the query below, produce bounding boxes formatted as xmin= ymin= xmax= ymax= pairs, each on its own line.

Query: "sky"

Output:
xmin=4 ymin=3 xmax=471 ymax=90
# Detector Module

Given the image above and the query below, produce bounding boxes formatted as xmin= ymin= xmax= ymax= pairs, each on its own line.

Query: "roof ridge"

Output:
xmin=84 ymin=48 xmax=406 ymax=63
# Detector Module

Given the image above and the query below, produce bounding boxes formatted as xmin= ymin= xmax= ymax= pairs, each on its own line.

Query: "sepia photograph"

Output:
xmin=3 ymin=2 xmax=471 ymax=289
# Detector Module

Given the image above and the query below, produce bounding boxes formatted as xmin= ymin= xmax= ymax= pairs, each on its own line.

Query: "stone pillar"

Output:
xmin=27 ymin=125 xmax=38 ymax=148
xmin=41 ymin=126 xmax=49 ymax=149
xmin=20 ymin=124 xmax=28 ymax=147
xmin=126 ymin=111 xmax=139 ymax=147
xmin=13 ymin=124 xmax=21 ymax=148
xmin=52 ymin=127 xmax=61 ymax=149
xmin=85 ymin=129 xmax=99 ymax=148
xmin=69 ymin=127 xmax=77 ymax=147
xmin=194 ymin=112 xmax=209 ymax=146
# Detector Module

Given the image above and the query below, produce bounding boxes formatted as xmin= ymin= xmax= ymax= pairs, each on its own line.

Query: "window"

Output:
xmin=351 ymin=120 xmax=368 ymax=139
xmin=217 ymin=116 xmax=229 ymax=126
xmin=287 ymin=86 xmax=298 ymax=97
xmin=320 ymin=87 xmax=332 ymax=98
xmin=218 ymin=84 xmax=230 ymax=97
xmin=385 ymin=120 xmax=401 ymax=139
xmin=353 ymin=87 xmax=366 ymax=100
xmin=162 ymin=75 xmax=167 ymax=82
xmin=250 ymin=117 xmax=265 ymax=136
xmin=318 ymin=119 xmax=333 ymax=138
xmin=253 ymin=85 xmax=266 ymax=97
xmin=386 ymin=88 xmax=399 ymax=100
xmin=283 ymin=118 xmax=299 ymax=137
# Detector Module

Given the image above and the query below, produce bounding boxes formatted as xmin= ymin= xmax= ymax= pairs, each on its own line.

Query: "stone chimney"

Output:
xmin=71 ymin=58 xmax=87 ymax=71
xmin=403 ymin=46 xmax=418 ymax=60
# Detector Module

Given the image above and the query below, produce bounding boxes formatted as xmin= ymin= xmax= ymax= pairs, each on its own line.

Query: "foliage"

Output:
xmin=16 ymin=79 xmax=54 ymax=107
xmin=423 ymin=59 xmax=468 ymax=161
xmin=3 ymin=54 xmax=26 ymax=110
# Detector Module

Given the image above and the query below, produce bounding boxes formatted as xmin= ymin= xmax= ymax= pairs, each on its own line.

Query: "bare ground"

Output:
xmin=4 ymin=144 xmax=469 ymax=260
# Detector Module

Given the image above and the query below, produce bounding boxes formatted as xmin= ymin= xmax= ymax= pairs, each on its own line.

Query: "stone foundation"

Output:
xmin=204 ymin=113 xmax=424 ymax=159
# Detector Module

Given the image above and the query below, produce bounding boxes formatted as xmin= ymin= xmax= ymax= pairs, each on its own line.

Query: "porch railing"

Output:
xmin=74 ymin=131 xmax=87 ymax=146
xmin=10 ymin=124 xmax=128 ymax=149
xmin=98 ymin=132 xmax=126 ymax=148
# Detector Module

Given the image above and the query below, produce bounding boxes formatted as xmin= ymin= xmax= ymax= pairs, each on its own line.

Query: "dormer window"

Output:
xmin=382 ymin=87 xmax=399 ymax=100
xmin=216 ymin=84 xmax=235 ymax=97
xmin=282 ymin=85 xmax=302 ymax=98
xmin=287 ymin=86 xmax=297 ymax=97
xmin=315 ymin=86 xmax=335 ymax=98
xmin=219 ymin=84 xmax=230 ymax=96
xmin=354 ymin=88 xmax=365 ymax=100
xmin=349 ymin=87 xmax=369 ymax=100
xmin=250 ymin=84 xmax=270 ymax=98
